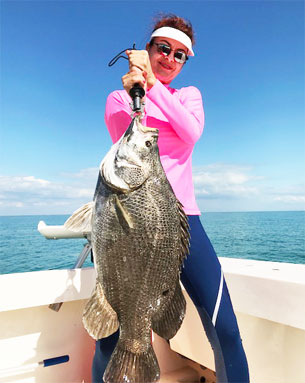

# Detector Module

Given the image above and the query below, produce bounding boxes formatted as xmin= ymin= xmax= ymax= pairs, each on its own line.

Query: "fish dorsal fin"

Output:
xmin=83 ymin=281 xmax=119 ymax=340
xmin=177 ymin=201 xmax=190 ymax=262
xmin=64 ymin=201 xmax=94 ymax=232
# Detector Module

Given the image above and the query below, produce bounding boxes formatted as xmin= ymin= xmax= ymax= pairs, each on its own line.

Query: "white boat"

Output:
xmin=0 ymin=221 xmax=304 ymax=383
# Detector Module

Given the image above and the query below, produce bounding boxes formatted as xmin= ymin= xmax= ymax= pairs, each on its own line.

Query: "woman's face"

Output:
xmin=146 ymin=37 xmax=188 ymax=84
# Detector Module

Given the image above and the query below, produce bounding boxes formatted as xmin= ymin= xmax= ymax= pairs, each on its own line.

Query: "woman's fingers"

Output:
xmin=126 ymin=50 xmax=150 ymax=72
xmin=122 ymin=50 xmax=155 ymax=93
xmin=126 ymin=49 xmax=156 ymax=90
xmin=122 ymin=67 xmax=146 ymax=94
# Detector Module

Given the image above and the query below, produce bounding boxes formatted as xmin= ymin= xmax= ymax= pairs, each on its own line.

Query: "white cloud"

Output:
xmin=193 ymin=163 xmax=260 ymax=199
xmin=0 ymin=172 xmax=97 ymax=215
xmin=0 ymin=174 xmax=94 ymax=198
xmin=0 ymin=201 xmax=24 ymax=208
xmin=1 ymin=164 xmax=304 ymax=215
xmin=0 ymin=175 xmax=51 ymax=190
xmin=60 ymin=167 xmax=99 ymax=180
xmin=274 ymin=195 xmax=305 ymax=203
xmin=191 ymin=164 xmax=305 ymax=212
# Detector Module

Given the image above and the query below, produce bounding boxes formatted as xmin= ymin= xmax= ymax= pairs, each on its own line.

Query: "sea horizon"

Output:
xmin=1 ymin=209 xmax=304 ymax=218
xmin=0 ymin=211 xmax=304 ymax=275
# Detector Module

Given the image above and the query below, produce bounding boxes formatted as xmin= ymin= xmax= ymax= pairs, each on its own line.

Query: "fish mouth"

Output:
xmin=123 ymin=116 xmax=158 ymax=141
xmin=137 ymin=120 xmax=158 ymax=135
xmin=126 ymin=115 xmax=158 ymax=136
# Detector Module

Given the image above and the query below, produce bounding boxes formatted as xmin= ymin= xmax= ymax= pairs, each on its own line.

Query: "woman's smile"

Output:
xmin=159 ymin=60 xmax=174 ymax=70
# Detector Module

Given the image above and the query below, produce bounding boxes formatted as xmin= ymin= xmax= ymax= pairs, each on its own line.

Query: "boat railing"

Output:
xmin=37 ymin=220 xmax=92 ymax=312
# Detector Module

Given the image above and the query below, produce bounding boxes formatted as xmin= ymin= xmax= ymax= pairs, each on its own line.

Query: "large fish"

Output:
xmin=65 ymin=116 xmax=190 ymax=383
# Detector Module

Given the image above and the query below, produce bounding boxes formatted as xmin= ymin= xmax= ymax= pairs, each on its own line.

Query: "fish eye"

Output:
xmin=145 ymin=141 xmax=152 ymax=147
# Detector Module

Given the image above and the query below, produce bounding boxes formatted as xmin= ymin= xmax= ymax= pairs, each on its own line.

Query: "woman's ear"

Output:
xmin=146 ymin=42 xmax=150 ymax=51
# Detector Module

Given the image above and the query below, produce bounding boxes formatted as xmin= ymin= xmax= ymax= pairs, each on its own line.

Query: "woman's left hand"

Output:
xmin=126 ymin=50 xmax=156 ymax=90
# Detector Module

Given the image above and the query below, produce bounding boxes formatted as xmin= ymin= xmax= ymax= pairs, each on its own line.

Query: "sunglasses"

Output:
xmin=152 ymin=43 xmax=188 ymax=64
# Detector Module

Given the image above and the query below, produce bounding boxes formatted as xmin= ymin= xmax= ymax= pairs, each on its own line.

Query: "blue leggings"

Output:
xmin=92 ymin=215 xmax=249 ymax=383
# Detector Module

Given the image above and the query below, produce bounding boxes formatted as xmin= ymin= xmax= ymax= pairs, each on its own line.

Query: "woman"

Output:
xmin=93 ymin=14 xmax=250 ymax=383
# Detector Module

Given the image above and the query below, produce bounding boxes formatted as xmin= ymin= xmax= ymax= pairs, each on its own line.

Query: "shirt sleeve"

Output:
xmin=105 ymin=91 xmax=132 ymax=143
xmin=146 ymin=80 xmax=205 ymax=145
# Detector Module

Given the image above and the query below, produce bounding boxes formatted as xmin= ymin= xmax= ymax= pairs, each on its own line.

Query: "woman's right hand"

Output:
xmin=122 ymin=66 xmax=146 ymax=96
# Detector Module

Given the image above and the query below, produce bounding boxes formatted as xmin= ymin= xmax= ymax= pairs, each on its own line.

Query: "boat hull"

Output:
xmin=1 ymin=258 xmax=305 ymax=383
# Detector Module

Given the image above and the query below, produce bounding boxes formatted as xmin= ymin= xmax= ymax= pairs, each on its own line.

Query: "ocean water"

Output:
xmin=0 ymin=211 xmax=304 ymax=275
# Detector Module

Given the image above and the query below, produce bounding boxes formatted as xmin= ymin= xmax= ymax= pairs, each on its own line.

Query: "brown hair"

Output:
xmin=150 ymin=13 xmax=195 ymax=46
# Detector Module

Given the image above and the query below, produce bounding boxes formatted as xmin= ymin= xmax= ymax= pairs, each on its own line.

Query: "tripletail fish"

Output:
xmin=65 ymin=116 xmax=190 ymax=383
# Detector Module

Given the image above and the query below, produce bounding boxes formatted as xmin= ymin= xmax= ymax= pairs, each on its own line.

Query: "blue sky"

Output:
xmin=0 ymin=0 xmax=304 ymax=215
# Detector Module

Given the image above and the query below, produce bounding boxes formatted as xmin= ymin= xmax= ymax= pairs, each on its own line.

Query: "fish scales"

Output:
xmin=94 ymin=177 xmax=182 ymax=316
xmin=65 ymin=116 xmax=189 ymax=383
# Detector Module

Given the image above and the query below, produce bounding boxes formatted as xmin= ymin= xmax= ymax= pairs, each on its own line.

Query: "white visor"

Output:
xmin=150 ymin=26 xmax=194 ymax=56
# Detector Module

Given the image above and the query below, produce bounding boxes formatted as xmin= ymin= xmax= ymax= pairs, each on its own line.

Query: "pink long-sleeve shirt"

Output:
xmin=105 ymin=79 xmax=204 ymax=215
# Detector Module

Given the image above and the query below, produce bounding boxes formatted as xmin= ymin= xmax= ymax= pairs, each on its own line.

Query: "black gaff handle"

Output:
xmin=129 ymin=84 xmax=145 ymax=112
xmin=107 ymin=44 xmax=145 ymax=112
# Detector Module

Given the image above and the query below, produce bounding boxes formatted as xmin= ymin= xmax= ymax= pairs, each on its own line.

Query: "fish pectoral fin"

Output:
xmin=64 ymin=201 xmax=94 ymax=232
xmin=152 ymin=280 xmax=186 ymax=340
xmin=114 ymin=195 xmax=134 ymax=229
xmin=82 ymin=281 xmax=119 ymax=340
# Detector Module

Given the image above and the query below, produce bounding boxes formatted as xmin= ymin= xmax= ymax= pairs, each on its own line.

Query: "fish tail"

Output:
xmin=103 ymin=340 xmax=160 ymax=383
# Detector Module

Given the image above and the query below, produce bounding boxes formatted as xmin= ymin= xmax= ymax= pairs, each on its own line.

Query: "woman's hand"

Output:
xmin=122 ymin=66 xmax=146 ymax=96
xmin=122 ymin=50 xmax=156 ymax=94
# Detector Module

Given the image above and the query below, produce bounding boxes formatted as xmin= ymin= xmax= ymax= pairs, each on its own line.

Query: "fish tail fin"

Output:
xmin=103 ymin=340 xmax=160 ymax=383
